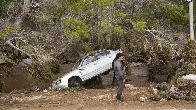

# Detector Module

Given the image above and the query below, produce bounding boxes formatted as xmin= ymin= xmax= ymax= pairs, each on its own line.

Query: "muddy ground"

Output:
xmin=1 ymin=64 xmax=196 ymax=110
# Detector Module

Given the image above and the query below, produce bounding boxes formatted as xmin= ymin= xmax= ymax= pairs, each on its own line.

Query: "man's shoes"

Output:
xmin=116 ymin=96 xmax=123 ymax=102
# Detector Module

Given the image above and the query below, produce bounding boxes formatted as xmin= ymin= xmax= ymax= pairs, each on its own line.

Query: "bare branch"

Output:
xmin=145 ymin=29 xmax=164 ymax=40
xmin=5 ymin=37 xmax=54 ymax=62
xmin=5 ymin=38 xmax=32 ymax=58
xmin=17 ymin=37 xmax=38 ymax=54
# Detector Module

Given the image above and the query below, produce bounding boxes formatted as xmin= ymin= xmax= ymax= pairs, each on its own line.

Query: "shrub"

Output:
xmin=159 ymin=3 xmax=189 ymax=25
xmin=133 ymin=20 xmax=147 ymax=33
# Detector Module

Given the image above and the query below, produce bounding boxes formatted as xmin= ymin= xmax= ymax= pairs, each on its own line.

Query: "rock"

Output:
xmin=139 ymin=96 xmax=146 ymax=102
xmin=125 ymin=84 xmax=134 ymax=88
xmin=43 ymin=89 xmax=47 ymax=93
xmin=22 ymin=59 xmax=32 ymax=65
xmin=9 ymin=62 xmax=28 ymax=75
xmin=0 ymin=58 xmax=5 ymax=64
xmin=153 ymin=75 xmax=169 ymax=83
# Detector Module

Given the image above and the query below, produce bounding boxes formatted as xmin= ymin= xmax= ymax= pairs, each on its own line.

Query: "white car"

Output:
xmin=52 ymin=49 xmax=122 ymax=89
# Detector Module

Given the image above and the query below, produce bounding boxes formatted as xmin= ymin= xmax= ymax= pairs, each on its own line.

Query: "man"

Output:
xmin=114 ymin=53 xmax=126 ymax=102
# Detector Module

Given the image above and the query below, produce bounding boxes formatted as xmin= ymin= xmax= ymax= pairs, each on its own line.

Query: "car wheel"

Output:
xmin=102 ymin=70 xmax=110 ymax=75
xmin=69 ymin=77 xmax=82 ymax=88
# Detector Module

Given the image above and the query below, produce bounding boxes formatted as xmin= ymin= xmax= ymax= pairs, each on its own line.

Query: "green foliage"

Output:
xmin=27 ymin=60 xmax=59 ymax=82
xmin=133 ymin=20 xmax=147 ymax=33
xmin=114 ymin=12 xmax=127 ymax=18
xmin=64 ymin=18 xmax=90 ymax=42
xmin=99 ymin=22 xmax=124 ymax=48
xmin=53 ymin=6 xmax=66 ymax=17
xmin=0 ymin=0 xmax=13 ymax=18
xmin=36 ymin=15 xmax=50 ymax=23
xmin=159 ymin=3 xmax=189 ymax=25
xmin=0 ymin=27 xmax=15 ymax=39
xmin=131 ymin=0 xmax=156 ymax=29
xmin=45 ymin=66 xmax=55 ymax=79
xmin=67 ymin=0 xmax=119 ymax=13
xmin=67 ymin=0 xmax=90 ymax=12
xmin=92 ymin=0 xmax=118 ymax=8
xmin=100 ymin=22 xmax=124 ymax=36
xmin=82 ymin=42 xmax=90 ymax=52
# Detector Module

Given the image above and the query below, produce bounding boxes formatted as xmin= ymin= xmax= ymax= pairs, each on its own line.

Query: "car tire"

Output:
xmin=69 ymin=77 xmax=82 ymax=88
xmin=102 ymin=70 xmax=110 ymax=75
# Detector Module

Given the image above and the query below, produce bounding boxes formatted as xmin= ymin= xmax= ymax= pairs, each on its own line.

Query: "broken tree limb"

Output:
xmin=5 ymin=37 xmax=56 ymax=64
xmin=5 ymin=37 xmax=36 ymax=59
xmin=17 ymin=37 xmax=38 ymax=54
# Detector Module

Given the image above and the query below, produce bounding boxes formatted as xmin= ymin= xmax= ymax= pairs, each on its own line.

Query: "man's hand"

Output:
xmin=123 ymin=79 xmax=126 ymax=83
xmin=123 ymin=79 xmax=126 ymax=88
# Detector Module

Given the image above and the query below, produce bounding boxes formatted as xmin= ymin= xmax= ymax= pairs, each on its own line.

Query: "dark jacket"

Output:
xmin=114 ymin=60 xmax=126 ymax=80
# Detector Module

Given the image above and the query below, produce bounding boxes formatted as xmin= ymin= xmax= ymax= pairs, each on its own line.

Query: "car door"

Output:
xmin=79 ymin=56 xmax=96 ymax=81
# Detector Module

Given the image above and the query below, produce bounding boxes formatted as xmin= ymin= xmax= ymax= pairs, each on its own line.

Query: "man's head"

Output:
xmin=116 ymin=53 xmax=124 ymax=61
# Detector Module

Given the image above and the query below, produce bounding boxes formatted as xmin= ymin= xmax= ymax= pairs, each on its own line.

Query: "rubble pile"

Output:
xmin=151 ymin=41 xmax=196 ymax=101
xmin=151 ymin=80 xmax=196 ymax=101
xmin=182 ymin=40 xmax=196 ymax=74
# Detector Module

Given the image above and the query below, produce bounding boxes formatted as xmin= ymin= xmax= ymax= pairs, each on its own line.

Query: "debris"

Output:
xmin=182 ymin=74 xmax=196 ymax=81
xmin=139 ymin=96 xmax=146 ymax=102
xmin=152 ymin=87 xmax=158 ymax=94
xmin=43 ymin=89 xmax=47 ymax=93
xmin=48 ymin=102 xmax=60 ymax=104
xmin=30 ymin=86 xmax=39 ymax=92
xmin=160 ymin=98 xmax=167 ymax=101
xmin=24 ymin=90 xmax=31 ymax=94
xmin=169 ymin=85 xmax=178 ymax=93
xmin=131 ymin=62 xmax=143 ymax=67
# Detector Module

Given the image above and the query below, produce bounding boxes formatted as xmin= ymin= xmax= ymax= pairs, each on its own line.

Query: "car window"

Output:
xmin=94 ymin=50 xmax=110 ymax=60
xmin=81 ymin=56 xmax=94 ymax=66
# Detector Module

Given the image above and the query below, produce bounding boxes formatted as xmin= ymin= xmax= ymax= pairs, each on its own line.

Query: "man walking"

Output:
xmin=114 ymin=53 xmax=126 ymax=102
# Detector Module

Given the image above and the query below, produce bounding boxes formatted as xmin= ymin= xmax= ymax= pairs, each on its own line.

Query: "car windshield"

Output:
xmin=72 ymin=57 xmax=84 ymax=70
xmin=72 ymin=55 xmax=94 ymax=70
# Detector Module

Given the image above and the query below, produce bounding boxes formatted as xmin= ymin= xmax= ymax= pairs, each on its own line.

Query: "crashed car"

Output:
xmin=52 ymin=49 xmax=122 ymax=89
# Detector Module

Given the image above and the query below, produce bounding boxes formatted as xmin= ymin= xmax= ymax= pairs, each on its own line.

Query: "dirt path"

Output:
xmin=1 ymin=87 xmax=196 ymax=110
xmin=1 ymin=64 xmax=196 ymax=110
